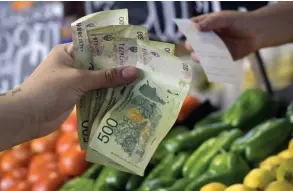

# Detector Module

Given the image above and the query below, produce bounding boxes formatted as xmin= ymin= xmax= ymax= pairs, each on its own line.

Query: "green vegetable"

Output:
xmin=165 ymin=126 xmax=189 ymax=139
xmin=139 ymin=177 xmax=174 ymax=191
xmin=231 ymin=118 xmax=293 ymax=162
xmin=163 ymin=122 xmax=232 ymax=154
xmin=183 ymin=129 xmax=243 ymax=179
xmin=287 ymin=101 xmax=293 ymax=123
xmin=195 ymin=112 xmax=223 ymax=128
xmin=82 ymin=164 xmax=103 ymax=179
xmin=155 ymin=178 xmax=191 ymax=191
xmin=59 ymin=177 xmax=94 ymax=191
xmin=184 ymin=152 xmax=250 ymax=191
xmin=97 ymin=185 xmax=115 ymax=191
xmin=182 ymin=138 xmax=216 ymax=178
xmin=125 ymin=175 xmax=144 ymax=191
xmin=60 ymin=165 xmax=103 ymax=191
xmin=223 ymin=88 xmax=277 ymax=130
xmin=153 ymin=127 xmax=189 ymax=162
xmin=94 ymin=167 xmax=129 ymax=191
xmin=142 ymin=153 xmax=174 ymax=185
xmin=162 ymin=152 xmax=189 ymax=178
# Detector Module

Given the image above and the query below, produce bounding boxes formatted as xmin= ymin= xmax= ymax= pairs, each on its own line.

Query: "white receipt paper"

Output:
xmin=174 ymin=18 xmax=241 ymax=84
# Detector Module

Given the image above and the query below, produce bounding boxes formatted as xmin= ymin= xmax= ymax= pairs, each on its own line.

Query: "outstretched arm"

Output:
xmin=0 ymin=43 xmax=137 ymax=151
xmin=186 ymin=2 xmax=293 ymax=61
xmin=249 ymin=2 xmax=293 ymax=49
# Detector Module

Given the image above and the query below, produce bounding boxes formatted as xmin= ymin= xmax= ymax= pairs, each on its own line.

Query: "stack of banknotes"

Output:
xmin=71 ymin=9 xmax=192 ymax=176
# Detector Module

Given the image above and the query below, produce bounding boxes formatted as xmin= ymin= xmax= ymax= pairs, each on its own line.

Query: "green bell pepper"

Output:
xmin=165 ymin=126 xmax=189 ymax=139
xmin=195 ymin=111 xmax=223 ymax=128
xmin=94 ymin=167 xmax=129 ymax=191
xmin=59 ymin=177 xmax=94 ymax=191
xmin=82 ymin=164 xmax=103 ymax=179
xmin=223 ymin=88 xmax=277 ymax=130
xmin=138 ymin=177 xmax=174 ymax=191
xmin=183 ymin=129 xmax=243 ymax=179
xmin=155 ymin=178 xmax=191 ymax=191
xmin=60 ymin=164 xmax=103 ymax=191
xmin=287 ymin=101 xmax=293 ymax=123
xmin=125 ymin=175 xmax=144 ymax=191
xmin=162 ymin=152 xmax=189 ymax=178
xmin=143 ymin=153 xmax=174 ymax=184
xmin=153 ymin=127 xmax=189 ymax=162
xmin=184 ymin=152 xmax=250 ymax=191
xmin=231 ymin=118 xmax=293 ymax=162
xmin=97 ymin=185 xmax=115 ymax=191
xmin=163 ymin=122 xmax=232 ymax=154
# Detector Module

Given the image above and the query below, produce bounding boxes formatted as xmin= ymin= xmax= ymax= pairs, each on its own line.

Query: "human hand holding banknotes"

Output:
xmin=71 ymin=9 xmax=192 ymax=176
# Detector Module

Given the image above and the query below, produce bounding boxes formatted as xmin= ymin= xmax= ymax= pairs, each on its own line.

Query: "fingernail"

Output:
xmin=121 ymin=66 xmax=137 ymax=81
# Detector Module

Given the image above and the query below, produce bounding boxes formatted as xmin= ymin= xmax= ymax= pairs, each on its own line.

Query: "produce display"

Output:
xmin=58 ymin=88 xmax=293 ymax=191
xmin=0 ymin=108 xmax=91 ymax=191
xmin=1 ymin=88 xmax=292 ymax=191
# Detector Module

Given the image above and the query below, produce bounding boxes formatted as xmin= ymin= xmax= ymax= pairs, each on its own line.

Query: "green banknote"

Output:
xmin=71 ymin=9 xmax=129 ymax=150
xmin=86 ymin=25 xmax=149 ymax=141
xmin=85 ymin=26 xmax=148 ymax=172
xmin=86 ymin=38 xmax=175 ymax=173
xmin=89 ymin=40 xmax=192 ymax=175
xmin=95 ymin=40 xmax=176 ymax=141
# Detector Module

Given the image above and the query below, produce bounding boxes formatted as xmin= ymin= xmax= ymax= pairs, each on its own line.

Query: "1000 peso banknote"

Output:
xmin=71 ymin=9 xmax=129 ymax=150
xmin=89 ymin=40 xmax=191 ymax=175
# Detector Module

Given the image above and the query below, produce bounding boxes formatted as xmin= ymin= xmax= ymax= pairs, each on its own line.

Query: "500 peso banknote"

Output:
xmin=89 ymin=39 xmax=191 ymax=175
xmin=71 ymin=9 xmax=129 ymax=150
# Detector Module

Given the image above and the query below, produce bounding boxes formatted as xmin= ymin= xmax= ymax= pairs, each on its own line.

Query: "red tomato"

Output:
xmin=1 ymin=151 xmax=23 ymax=173
xmin=29 ymin=153 xmax=58 ymax=170
xmin=5 ymin=180 xmax=31 ymax=191
xmin=6 ymin=167 xmax=27 ymax=180
xmin=60 ymin=108 xmax=77 ymax=133
xmin=28 ymin=153 xmax=58 ymax=183
xmin=60 ymin=116 xmax=77 ymax=133
xmin=177 ymin=95 xmax=200 ymax=122
xmin=11 ymin=144 xmax=32 ymax=167
xmin=30 ymin=138 xmax=53 ymax=154
xmin=32 ymin=171 xmax=64 ymax=191
xmin=28 ymin=162 xmax=57 ymax=183
xmin=45 ymin=130 xmax=60 ymax=142
xmin=0 ymin=150 xmax=8 ymax=165
xmin=12 ymin=142 xmax=30 ymax=151
xmin=56 ymin=132 xmax=78 ymax=155
xmin=58 ymin=144 xmax=89 ymax=177
xmin=61 ymin=107 xmax=77 ymax=133
xmin=31 ymin=131 xmax=60 ymax=154
xmin=0 ymin=173 xmax=18 ymax=190
xmin=0 ymin=168 xmax=27 ymax=191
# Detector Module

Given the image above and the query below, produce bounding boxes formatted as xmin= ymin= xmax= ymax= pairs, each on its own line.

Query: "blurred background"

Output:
xmin=0 ymin=1 xmax=292 ymax=109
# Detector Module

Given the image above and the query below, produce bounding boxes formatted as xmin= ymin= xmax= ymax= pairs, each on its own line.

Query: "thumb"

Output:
xmin=77 ymin=66 xmax=138 ymax=92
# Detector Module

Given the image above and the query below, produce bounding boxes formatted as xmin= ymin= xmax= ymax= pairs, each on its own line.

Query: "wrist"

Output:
xmin=0 ymin=85 xmax=39 ymax=149
xmin=247 ymin=10 xmax=270 ymax=50
xmin=248 ymin=2 xmax=293 ymax=49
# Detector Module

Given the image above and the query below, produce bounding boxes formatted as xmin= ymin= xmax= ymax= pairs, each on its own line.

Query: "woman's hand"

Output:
xmin=185 ymin=11 xmax=259 ymax=61
xmin=186 ymin=2 xmax=293 ymax=62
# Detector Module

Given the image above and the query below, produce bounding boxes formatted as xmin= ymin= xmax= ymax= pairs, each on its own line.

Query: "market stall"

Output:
xmin=0 ymin=2 xmax=293 ymax=191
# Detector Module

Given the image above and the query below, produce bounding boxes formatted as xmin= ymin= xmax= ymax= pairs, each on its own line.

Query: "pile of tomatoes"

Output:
xmin=0 ymin=108 xmax=90 ymax=191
